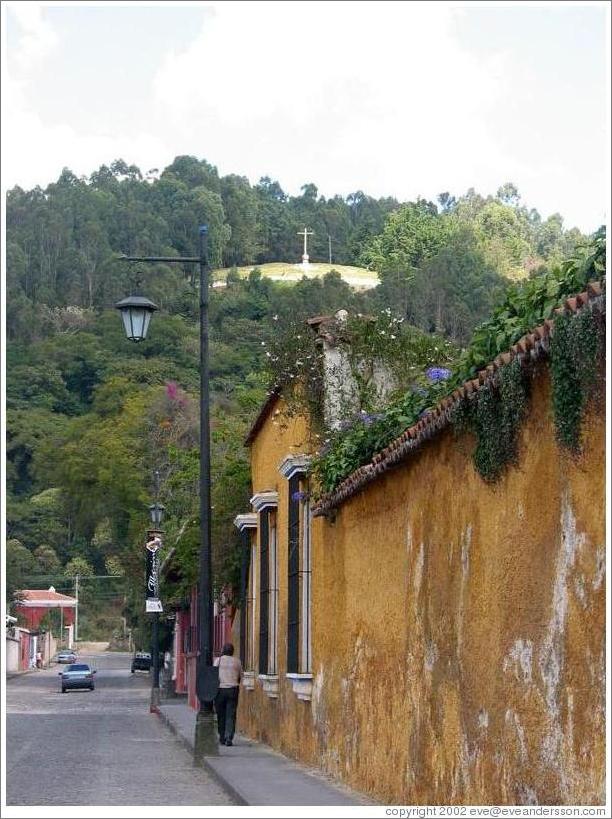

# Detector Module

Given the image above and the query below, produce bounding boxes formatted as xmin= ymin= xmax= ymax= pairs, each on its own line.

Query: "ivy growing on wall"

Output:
xmin=451 ymin=358 xmax=529 ymax=481
xmin=261 ymin=309 xmax=456 ymax=445
xmin=313 ymin=231 xmax=605 ymax=495
xmin=550 ymin=305 xmax=604 ymax=451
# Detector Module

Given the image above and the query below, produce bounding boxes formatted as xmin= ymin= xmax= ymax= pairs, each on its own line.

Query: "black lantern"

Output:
xmin=149 ymin=502 xmax=165 ymax=527
xmin=115 ymin=295 xmax=158 ymax=342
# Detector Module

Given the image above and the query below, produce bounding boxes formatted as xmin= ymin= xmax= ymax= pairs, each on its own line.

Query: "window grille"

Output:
xmin=239 ymin=529 xmax=250 ymax=666
xmin=287 ymin=475 xmax=300 ymax=673
xmin=268 ymin=512 xmax=279 ymax=675
xmin=258 ymin=510 xmax=269 ymax=674
xmin=301 ymin=489 xmax=312 ymax=673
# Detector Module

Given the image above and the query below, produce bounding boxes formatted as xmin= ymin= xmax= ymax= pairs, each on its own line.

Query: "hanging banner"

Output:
xmin=145 ymin=537 xmax=163 ymax=613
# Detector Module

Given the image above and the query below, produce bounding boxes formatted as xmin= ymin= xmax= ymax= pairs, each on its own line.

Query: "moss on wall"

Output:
xmin=239 ymin=369 xmax=605 ymax=805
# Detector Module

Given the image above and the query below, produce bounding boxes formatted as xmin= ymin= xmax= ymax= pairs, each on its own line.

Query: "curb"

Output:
xmin=6 ymin=669 xmax=35 ymax=680
xmin=154 ymin=707 xmax=247 ymax=806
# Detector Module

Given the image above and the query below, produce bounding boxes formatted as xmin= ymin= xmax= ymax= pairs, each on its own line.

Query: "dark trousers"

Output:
xmin=215 ymin=686 xmax=239 ymax=741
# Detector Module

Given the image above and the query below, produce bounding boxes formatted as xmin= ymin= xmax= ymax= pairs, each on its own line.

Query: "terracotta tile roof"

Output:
xmin=17 ymin=589 xmax=77 ymax=606
xmin=312 ymin=281 xmax=605 ymax=517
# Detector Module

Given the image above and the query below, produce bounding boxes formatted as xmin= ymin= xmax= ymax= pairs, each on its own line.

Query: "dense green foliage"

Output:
xmin=363 ymin=186 xmax=585 ymax=343
xmin=316 ymin=232 xmax=606 ymax=492
xmin=550 ymin=307 xmax=604 ymax=451
xmin=5 ymin=155 xmax=598 ymax=640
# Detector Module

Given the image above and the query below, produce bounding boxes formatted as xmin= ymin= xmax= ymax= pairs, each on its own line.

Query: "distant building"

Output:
xmin=14 ymin=587 xmax=76 ymax=630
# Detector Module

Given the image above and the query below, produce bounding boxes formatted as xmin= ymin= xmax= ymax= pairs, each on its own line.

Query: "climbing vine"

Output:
xmin=262 ymin=309 xmax=455 ymax=446
xmin=452 ymin=358 xmax=529 ymax=482
xmin=313 ymin=231 xmax=605 ymax=494
xmin=550 ymin=305 xmax=604 ymax=451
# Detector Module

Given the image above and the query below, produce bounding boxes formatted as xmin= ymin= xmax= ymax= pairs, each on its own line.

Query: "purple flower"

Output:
xmin=165 ymin=381 xmax=179 ymax=400
xmin=292 ymin=490 xmax=309 ymax=502
xmin=360 ymin=412 xmax=385 ymax=426
xmin=426 ymin=367 xmax=452 ymax=382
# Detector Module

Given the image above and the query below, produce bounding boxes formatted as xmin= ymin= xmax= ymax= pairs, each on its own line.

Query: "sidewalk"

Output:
xmin=157 ymin=701 xmax=375 ymax=806
xmin=6 ymin=669 xmax=34 ymax=681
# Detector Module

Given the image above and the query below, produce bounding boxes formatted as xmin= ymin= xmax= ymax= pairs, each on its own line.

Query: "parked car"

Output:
xmin=56 ymin=650 xmax=77 ymax=664
xmin=58 ymin=663 xmax=96 ymax=692
xmin=131 ymin=652 xmax=152 ymax=673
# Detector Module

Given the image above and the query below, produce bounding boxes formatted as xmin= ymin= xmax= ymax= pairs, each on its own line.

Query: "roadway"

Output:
xmin=5 ymin=651 xmax=232 ymax=806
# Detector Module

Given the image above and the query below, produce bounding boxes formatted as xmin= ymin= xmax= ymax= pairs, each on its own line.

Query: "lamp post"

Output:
xmin=116 ymin=226 xmax=218 ymax=754
xmin=148 ymin=470 xmax=164 ymax=711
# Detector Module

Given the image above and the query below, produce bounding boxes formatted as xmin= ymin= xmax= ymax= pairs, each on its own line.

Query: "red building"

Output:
xmin=15 ymin=587 xmax=77 ymax=630
xmin=171 ymin=586 xmax=234 ymax=709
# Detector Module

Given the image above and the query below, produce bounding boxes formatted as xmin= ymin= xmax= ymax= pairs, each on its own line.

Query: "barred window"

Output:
xmin=239 ymin=529 xmax=257 ymax=671
xmin=287 ymin=475 xmax=312 ymax=674
xmin=258 ymin=510 xmax=269 ymax=674
xmin=258 ymin=508 xmax=279 ymax=675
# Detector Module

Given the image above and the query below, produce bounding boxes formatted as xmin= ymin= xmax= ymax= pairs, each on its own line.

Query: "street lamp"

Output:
xmin=117 ymin=226 xmax=218 ymax=755
xmin=115 ymin=294 xmax=158 ymax=342
xmin=148 ymin=502 xmax=166 ymax=529
xmin=148 ymin=488 xmax=164 ymax=712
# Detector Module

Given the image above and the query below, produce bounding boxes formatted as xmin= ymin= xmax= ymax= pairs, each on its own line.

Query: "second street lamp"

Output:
xmin=149 ymin=502 xmax=165 ymax=529
xmin=147 ymin=495 xmax=163 ymax=712
xmin=116 ymin=226 xmax=218 ymax=754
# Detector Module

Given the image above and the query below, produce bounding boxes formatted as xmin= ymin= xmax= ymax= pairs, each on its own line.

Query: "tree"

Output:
xmin=361 ymin=201 xmax=451 ymax=316
xmin=64 ymin=556 xmax=95 ymax=577
xmin=6 ymin=539 xmax=37 ymax=603
xmin=220 ymin=175 xmax=261 ymax=266
xmin=496 ymin=182 xmax=520 ymax=207
xmin=34 ymin=544 xmax=61 ymax=573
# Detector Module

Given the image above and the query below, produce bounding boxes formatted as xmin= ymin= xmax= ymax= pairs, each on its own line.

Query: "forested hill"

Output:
xmin=6 ymin=155 xmax=400 ymax=339
xmin=6 ymin=154 xmax=595 ymax=644
xmin=7 ymin=156 xmax=584 ymax=340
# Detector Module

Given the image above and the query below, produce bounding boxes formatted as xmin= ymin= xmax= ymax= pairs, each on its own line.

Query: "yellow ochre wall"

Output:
xmin=239 ymin=372 xmax=605 ymax=805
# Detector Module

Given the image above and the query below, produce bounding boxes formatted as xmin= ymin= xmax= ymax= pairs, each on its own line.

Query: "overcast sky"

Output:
xmin=2 ymin=1 xmax=609 ymax=232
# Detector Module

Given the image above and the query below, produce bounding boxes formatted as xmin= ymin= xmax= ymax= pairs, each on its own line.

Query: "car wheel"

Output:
xmin=61 ymin=687 xmax=66 ymax=693
xmin=131 ymin=669 xmax=135 ymax=673
xmin=90 ymin=686 xmax=95 ymax=691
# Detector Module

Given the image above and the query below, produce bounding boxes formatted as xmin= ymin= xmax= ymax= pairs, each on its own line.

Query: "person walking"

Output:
xmin=214 ymin=643 xmax=242 ymax=746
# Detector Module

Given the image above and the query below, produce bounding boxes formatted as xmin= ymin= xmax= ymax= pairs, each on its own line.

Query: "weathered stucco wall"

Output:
xmin=239 ymin=370 xmax=605 ymax=805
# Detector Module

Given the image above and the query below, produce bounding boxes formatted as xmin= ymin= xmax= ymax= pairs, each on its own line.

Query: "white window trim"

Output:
xmin=285 ymin=673 xmax=313 ymax=701
xmin=268 ymin=518 xmax=278 ymax=676
xmin=250 ymin=491 xmax=279 ymax=512
xmin=249 ymin=539 xmax=257 ymax=672
xmin=258 ymin=673 xmax=279 ymax=698
xmin=278 ymin=454 xmax=312 ymax=479
xmin=242 ymin=670 xmax=255 ymax=690
xmin=300 ymin=496 xmax=312 ymax=674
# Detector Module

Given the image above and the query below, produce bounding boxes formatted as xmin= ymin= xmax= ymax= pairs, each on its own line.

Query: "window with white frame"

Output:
xmin=268 ymin=511 xmax=279 ymax=675
xmin=258 ymin=507 xmax=279 ymax=676
xmin=300 ymin=483 xmax=312 ymax=673
xmin=287 ymin=474 xmax=312 ymax=674
xmin=248 ymin=537 xmax=257 ymax=671
xmin=240 ymin=529 xmax=257 ymax=671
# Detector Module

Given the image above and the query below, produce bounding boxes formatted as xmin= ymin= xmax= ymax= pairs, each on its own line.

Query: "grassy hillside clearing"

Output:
xmin=212 ymin=261 xmax=379 ymax=289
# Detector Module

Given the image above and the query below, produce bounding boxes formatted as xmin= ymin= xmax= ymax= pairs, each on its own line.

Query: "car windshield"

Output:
xmin=67 ymin=664 xmax=90 ymax=672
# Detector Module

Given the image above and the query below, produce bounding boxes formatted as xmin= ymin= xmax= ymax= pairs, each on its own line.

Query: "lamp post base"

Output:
xmin=150 ymin=685 xmax=161 ymax=713
xmin=194 ymin=707 xmax=219 ymax=759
